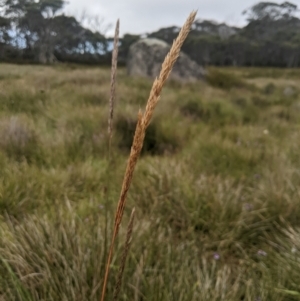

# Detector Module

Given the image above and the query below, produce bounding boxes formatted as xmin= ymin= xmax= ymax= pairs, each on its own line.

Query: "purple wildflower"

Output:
xmin=244 ymin=203 xmax=253 ymax=211
xmin=254 ymin=174 xmax=261 ymax=180
xmin=257 ymin=250 xmax=267 ymax=256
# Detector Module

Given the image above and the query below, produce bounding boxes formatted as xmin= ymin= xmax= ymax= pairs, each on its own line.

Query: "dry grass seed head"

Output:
xmin=100 ymin=11 xmax=197 ymax=301
xmin=108 ymin=19 xmax=120 ymax=150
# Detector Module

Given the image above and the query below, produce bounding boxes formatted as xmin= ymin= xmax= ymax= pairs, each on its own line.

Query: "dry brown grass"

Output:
xmin=113 ymin=208 xmax=135 ymax=301
xmin=0 ymin=116 xmax=36 ymax=149
xmin=108 ymin=19 xmax=120 ymax=155
xmin=100 ymin=10 xmax=197 ymax=301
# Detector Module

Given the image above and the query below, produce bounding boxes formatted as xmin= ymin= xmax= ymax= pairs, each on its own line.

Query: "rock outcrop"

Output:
xmin=127 ymin=38 xmax=206 ymax=82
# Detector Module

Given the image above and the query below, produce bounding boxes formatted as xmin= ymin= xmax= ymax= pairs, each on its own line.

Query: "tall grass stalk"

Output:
xmin=103 ymin=18 xmax=120 ymax=291
xmin=113 ymin=208 xmax=135 ymax=301
xmin=108 ymin=19 xmax=120 ymax=159
xmin=100 ymin=10 xmax=197 ymax=301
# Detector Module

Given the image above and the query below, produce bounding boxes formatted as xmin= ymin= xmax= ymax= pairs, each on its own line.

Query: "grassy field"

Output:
xmin=1 ymin=63 xmax=300 ymax=300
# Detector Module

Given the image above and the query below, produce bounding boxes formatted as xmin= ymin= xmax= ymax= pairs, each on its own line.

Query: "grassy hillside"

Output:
xmin=1 ymin=63 xmax=300 ymax=300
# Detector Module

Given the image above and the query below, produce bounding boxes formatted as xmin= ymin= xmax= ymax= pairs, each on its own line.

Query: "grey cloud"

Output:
xmin=66 ymin=0 xmax=275 ymax=35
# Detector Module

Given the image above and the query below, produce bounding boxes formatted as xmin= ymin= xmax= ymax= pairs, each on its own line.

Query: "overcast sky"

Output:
xmin=65 ymin=0 xmax=288 ymax=36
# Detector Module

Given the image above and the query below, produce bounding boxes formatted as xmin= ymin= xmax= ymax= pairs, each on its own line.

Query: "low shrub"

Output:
xmin=0 ymin=89 xmax=47 ymax=114
xmin=115 ymin=114 xmax=181 ymax=155
xmin=180 ymin=97 xmax=242 ymax=126
xmin=206 ymin=69 xmax=247 ymax=90
xmin=263 ymin=83 xmax=276 ymax=95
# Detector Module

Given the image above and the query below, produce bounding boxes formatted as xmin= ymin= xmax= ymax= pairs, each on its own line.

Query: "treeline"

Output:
xmin=1 ymin=1 xmax=300 ymax=67
xmin=0 ymin=0 xmax=111 ymax=64
xmin=147 ymin=1 xmax=300 ymax=67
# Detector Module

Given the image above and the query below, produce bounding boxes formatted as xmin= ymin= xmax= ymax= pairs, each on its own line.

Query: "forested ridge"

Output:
xmin=1 ymin=1 xmax=300 ymax=67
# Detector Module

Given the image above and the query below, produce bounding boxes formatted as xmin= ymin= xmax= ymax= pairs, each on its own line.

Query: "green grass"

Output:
xmin=1 ymin=63 xmax=300 ymax=300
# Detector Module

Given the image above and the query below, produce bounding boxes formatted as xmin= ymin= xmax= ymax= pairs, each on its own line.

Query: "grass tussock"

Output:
xmin=115 ymin=114 xmax=182 ymax=155
xmin=1 ymin=10 xmax=300 ymax=301
xmin=206 ymin=68 xmax=248 ymax=90
xmin=0 ymin=116 xmax=39 ymax=162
